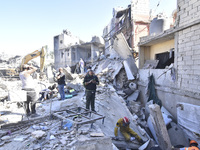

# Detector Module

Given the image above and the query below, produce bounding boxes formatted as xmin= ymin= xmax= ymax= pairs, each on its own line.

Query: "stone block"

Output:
xmin=189 ymin=0 xmax=198 ymax=5
xmin=32 ymin=130 xmax=46 ymax=139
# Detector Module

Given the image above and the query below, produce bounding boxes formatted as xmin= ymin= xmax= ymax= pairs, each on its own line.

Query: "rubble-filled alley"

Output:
xmin=1 ymin=0 xmax=200 ymax=150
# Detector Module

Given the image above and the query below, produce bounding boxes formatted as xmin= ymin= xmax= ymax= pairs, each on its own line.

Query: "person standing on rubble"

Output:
xmin=19 ymin=64 xmax=38 ymax=117
xmin=57 ymin=68 xmax=66 ymax=100
xmin=83 ymin=70 xmax=99 ymax=112
xmin=114 ymin=117 xmax=144 ymax=144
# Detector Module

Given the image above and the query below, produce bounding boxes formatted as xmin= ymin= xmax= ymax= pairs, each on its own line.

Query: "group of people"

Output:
xmin=19 ymin=64 xmax=199 ymax=148
xmin=19 ymin=64 xmax=66 ymax=117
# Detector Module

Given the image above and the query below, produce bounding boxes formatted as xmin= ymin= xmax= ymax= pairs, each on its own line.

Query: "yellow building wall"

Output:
xmin=150 ymin=39 xmax=175 ymax=60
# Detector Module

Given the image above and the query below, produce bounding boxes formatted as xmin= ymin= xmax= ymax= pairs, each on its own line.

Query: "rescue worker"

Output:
xmin=181 ymin=140 xmax=199 ymax=150
xmin=83 ymin=70 xmax=99 ymax=112
xmin=114 ymin=117 xmax=144 ymax=143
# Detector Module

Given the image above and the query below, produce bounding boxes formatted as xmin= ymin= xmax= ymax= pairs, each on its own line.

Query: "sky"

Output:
xmin=0 ymin=0 xmax=177 ymax=56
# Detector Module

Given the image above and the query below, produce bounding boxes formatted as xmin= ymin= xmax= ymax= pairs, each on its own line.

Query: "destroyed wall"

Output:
xmin=103 ymin=0 xmax=150 ymax=62
xmin=138 ymin=0 xmax=200 ymax=119
xmin=54 ymin=30 xmax=105 ymax=70
xmin=131 ymin=0 xmax=150 ymax=53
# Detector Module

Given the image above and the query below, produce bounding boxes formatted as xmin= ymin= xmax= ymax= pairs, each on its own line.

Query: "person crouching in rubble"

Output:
xmin=19 ymin=64 xmax=39 ymax=117
xmin=56 ymin=68 xmax=66 ymax=100
xmin=83 ymin=70 xmax=99 ymax=112
xmin=114 ymin=117 xmax=144 ymax=144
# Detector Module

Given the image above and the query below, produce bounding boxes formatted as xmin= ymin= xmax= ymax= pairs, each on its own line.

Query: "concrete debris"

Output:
xmin=127 ymin=90 xmax=140 ymax=101
xmin=177 ymin=102 xmax=200 ymax=134
xmin=90 ymin=132 xmax=104 ymax=137
xmin=32 ymin=130 xmax=46 ymax=139
xmin=123 ymin=60 xmax=135 ymax=80
xmin=168 ymin=122 xmax=188 ymax=147
xmin=129 ymin=82 xmax=137 ymax=91
xmin=1 ymin=136 xmax=11 ymax=141
xmin=113 ymin=33 xmax=138 ymax=76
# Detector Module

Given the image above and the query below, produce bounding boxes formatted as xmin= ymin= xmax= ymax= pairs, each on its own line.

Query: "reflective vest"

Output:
xmin=185 ymin=146 xmax=199 ymax=150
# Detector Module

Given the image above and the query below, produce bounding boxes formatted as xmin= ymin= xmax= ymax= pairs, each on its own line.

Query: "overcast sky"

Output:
xmin=0 ymin=0 xmax=177 ymax=56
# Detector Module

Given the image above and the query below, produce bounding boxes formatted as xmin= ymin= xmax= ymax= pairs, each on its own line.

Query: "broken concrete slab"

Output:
xmin=123 ymin=60 xmax=135 ymax=80
xmin=1 ymin=136 xmax=11 ymax=141
xmin=63 ymin=68 xmax=73 ymax=80
xmin=167 ymin=122 xmax=188 ymax=147
xmin=90 ymin=132 xmax=104 ymax=137
xmin=70 ymin=137 xmax=113 ymax=150
xmin=143 ymin=60 xmax=159 ymax=69
xmin=177 ymin=102 xmax=200 ymax=134
xmin=149 ymin=104 xmax=172 ymax=150
xmin=113 ymin=33 xmax=138 ymax=76
xmin=127 ymin=90 xmax=140 ymax=101
xmin=32 ymin=130 xmax=46 ymax=139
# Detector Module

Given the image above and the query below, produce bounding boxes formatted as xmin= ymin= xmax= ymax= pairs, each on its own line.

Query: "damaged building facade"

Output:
xmin=138 ymin=0 xmax=200 ymax=121
xmin=103 ymin=0 xmax=149 ymax=62
xmin=54 ymin=30 xmax=104 ymax=70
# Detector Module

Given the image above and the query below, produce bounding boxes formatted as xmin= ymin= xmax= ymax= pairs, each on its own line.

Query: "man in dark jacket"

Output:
xmin=83 ymin=70 xmax=99 ymax=112
xmin=57 ymin=68 xmax=65 ymax=100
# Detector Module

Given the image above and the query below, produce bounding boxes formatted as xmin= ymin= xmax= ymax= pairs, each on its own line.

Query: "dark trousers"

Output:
xmin=23 ymin=89 xmax=37 ymax=114
xmin=86 ymin=90 xmax=96 ymax=111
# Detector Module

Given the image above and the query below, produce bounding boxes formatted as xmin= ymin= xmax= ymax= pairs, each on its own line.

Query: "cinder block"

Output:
xmin=194 ymin=39 xmax=200 ymax=45
xmin=182 ymin=74 xmax=191 ymax=79
xmin=189 ymin=0 xmax=198 ymax=5
xmin=181 ymin=2 xmax=189 ymax=9
xmin=183 ymin=55 xmax=192 ymax=60
xmin=185 ymin=31 xmax=195 ymax=38
xmin=192 ymin=55 xmax=200 ymax=60
xmin=182 ymin=27 xmax=191 ymax=34
xmin=189 ymin=7 xmax=198 ymax=15
xmin=194 ymin=70 xmax=200 ymax=75
xmin=186 ymin=50 xmax=193 ymax=56
xmin=192 ymin=65 xmax=200 ymax=70
xmin=185 ymin=60 xmax=194 ymax=65
xmin=192 ymin=45 xmax=200 ymax=50
xmin=178 ymin=57 xmax=183 ymax=61
xmin=194 ymin=60 xmax=200 ymax=65
xmin=185 ymin=41 xmax=194 ymax=47
xmin=183 ymin=46 xmax=192 ymax=51
xmin=194 ymin=50 xmax=200 ymax=55
xmin=191 ymin=24 xmax=200 ymax=31
xmin=193 ymin=1 xmax=200 ymax=8
xmin=191 ymin=35 xmax=199 ymax=41
xmin=186 ymin=5 xmax=193 ymax=12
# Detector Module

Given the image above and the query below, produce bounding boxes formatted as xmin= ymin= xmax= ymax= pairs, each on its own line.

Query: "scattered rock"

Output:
xmin=90 ymin=132 xmax=104 ymax=137
xmin=32 ymin=130 xmax=46 ymax=139
xmin=1 ymin=136 xmax=11 ymax=141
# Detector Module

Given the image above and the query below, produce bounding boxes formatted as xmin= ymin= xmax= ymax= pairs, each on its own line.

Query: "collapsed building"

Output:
xmin=103 ymin=0 xmax=150 ymax=64
xmin=0 ymin=0 xmax=200 ymax=150
xmin=54 ymin=29 xmax=105 ymax=71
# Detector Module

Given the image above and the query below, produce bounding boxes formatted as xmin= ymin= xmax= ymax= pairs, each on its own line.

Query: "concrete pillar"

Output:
xmin=149 ymin=104 xmax=172 ymax=150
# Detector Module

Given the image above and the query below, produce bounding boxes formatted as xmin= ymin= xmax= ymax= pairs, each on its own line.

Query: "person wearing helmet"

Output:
xmin=182 ymin=140 xmax=199 ymax=150
xmin=114 ymin=117 xmax=144 ymax=143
